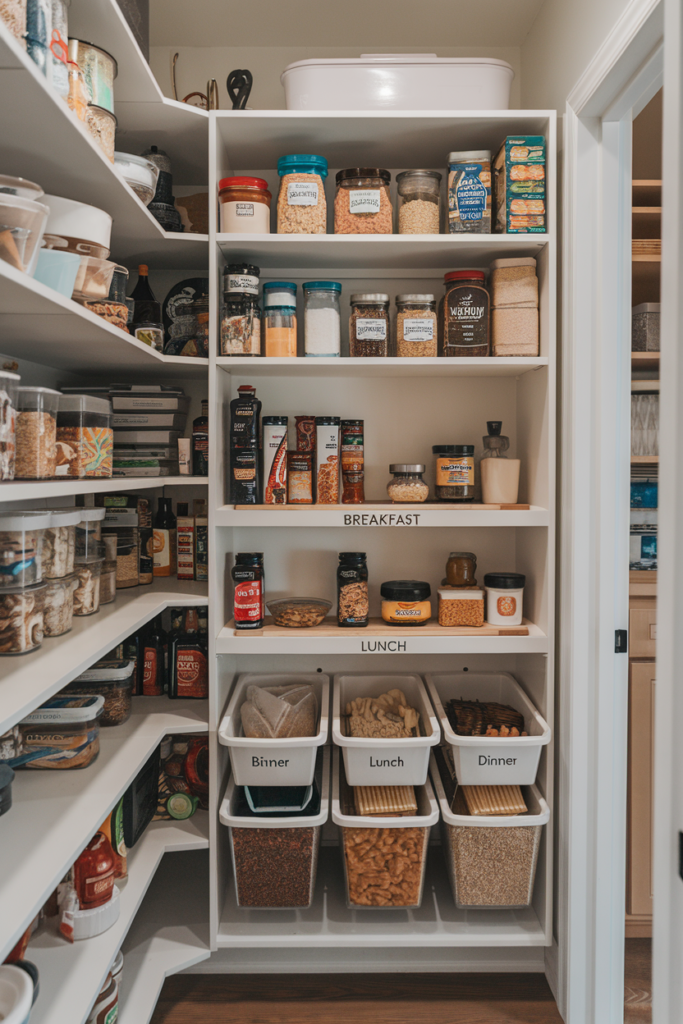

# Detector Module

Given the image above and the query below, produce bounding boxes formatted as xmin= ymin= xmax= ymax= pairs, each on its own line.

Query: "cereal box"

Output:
xmin=493 ymin=136 xmax=546 ymax=234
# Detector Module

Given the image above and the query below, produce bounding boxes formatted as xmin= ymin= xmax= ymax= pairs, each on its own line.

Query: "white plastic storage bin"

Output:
xmin=218 ymin=673 xmax=329 ymax=786
xmin=424 ymin=672 xmax=550 ymax=785
xmin=430 ymin=753 xmax=549 ymax=909
xmin=219 ymin=746 xmax=329 ymax=909
xmin=281 ymin=55 xmax=514 ymax=111
xmin=332 ymin=748 xmax=439 ymax=909
xmin=332 ymin=673 xmax=440 ymax=786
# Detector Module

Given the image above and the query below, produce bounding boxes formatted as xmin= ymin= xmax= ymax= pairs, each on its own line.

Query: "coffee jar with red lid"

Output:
xmin=439 ymin=270 xmax=490 ymax=357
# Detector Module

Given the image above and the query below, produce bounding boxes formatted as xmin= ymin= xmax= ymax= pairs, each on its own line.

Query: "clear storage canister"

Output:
xmin=15 ymin=386 xmax=59 ymax=478
xmin=349 ymin=293 xmax=389 ymax=357
xmin=387 ymin=465 xmax=429 ymax=503
xmin=395 ymin=294 xmax=437 ymax=357
xmin=56 ymin=394 xmax=113 ymax=477
xmin=103 ymin=508 xmax=139 ymax=589
xmin=263 ymin=281 xmax=297 ymax=357
xmin=63 ymin=659 xmax=135 ymax=726
xmin=43 ymin=573 xmax=77 ymax=637
xmin=219 ymin=176 xmax=271 ymax=234
xmin=396 ymin=170 xmax=441 ymax=234
xmin=42 ymin=507 xmax=80 ymax=578
xmin=0 ymin=368 xmax=19 ymax=481
xmin=0 ymin=510 xmax=51 ymax=588
xmin=75 ymin=506 xmax=106 ymax=560
xmin=277 ymin=154 xmax=328 ymax=234
xmin=100 ymin=533 xmax=117 ymax=604
xmin=304 ymin=281 xmax=341 ymax=357
xmin=221 ymin=264 xmax=261 ymax=356
xmin=334 ymin=168 xmax=392 ymax=234
xmin=73 ymin=556 xmax=103 ymax=616
xmin=0 ymin=580 xmax=46 ymax=654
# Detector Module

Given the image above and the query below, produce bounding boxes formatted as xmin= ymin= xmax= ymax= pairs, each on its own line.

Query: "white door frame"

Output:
xmin=556 ymin=1 xmax=662 ymax=1021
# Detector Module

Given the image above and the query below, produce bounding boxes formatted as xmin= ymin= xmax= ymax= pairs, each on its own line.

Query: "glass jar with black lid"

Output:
xmin=221 ymin=263 xmax=262 ymax=356
xmin=433 ymin=444 xmax=476 ymax=501
xmin=337 ymin=552 xmax=369 ymax=627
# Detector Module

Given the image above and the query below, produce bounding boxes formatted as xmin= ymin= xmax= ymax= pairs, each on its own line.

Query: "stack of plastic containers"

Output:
xmin=73 ymin=507 xmax=107 ymax=617
xmin=0 ymin=510 xmax=52 ymax=654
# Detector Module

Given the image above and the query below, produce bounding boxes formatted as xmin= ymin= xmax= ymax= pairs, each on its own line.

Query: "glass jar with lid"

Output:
xmin=219 ymin=176 xmax=271 ymax=234
xmin=445 ymin=552 xmax=477 ymax=587
xmin=304 ymin=281 xmax=341 ymax=357
xmin=439 ymin=271 xmax=490 ymax=357
xmin=221 ymin=263 xmax=261 ymax=357
xmin=277 ymin=154 xmax=328 ymax=234
xmin=263 ymin=281 xmax=297 ymax=357
xmin=334 ymin=169 xmax=392 ymax=234
xmin=432 ymin=444 xmax=476 ymax=501
xmin=387 ymin=465 xmax=429 ymax=503
xmin=395 ymin=295 xmax=437 ymax=357
xmin=349 ymin=293 xmax=389 ymax=357
xmin=396 ymin=170 xmax=441 ymax=234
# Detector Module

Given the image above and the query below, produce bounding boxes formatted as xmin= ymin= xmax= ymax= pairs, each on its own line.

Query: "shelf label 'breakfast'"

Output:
xmin=343 ymin=513 xmax=421 ymax=526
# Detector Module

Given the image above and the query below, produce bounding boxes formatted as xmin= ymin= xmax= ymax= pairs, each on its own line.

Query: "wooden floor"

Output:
xmin=625 ymin=938 xmax=652 ymax=1023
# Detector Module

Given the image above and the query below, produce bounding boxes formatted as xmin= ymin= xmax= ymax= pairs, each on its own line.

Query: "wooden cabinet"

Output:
xmin=629 ymin=597 xmax=657 ymax=657
xmin=626 ymin=655 xmax=655 ymax=926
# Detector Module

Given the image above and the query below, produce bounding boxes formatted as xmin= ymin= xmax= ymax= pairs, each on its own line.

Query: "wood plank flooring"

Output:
xmin=625 ymin=938 xmax=652 ymax=1023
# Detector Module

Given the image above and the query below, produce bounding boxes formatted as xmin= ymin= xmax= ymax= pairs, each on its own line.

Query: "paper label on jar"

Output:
xmin=402 ymin=318 xmax=434 ymax=342
xmin=287 ymin=181 xmax=319 ymax=205
xmin=226 ymin=274 xmax=259 ymax=293
xmin=236 ymin=202 xmax=255 ymax=217
xmin=436 ymin=456 xmax=474 ymax=486
xmin=496 ymin=595 xmax=517 ymax=617
xmin=349 ymin=189 xmax=381 ymax=214
xmin=175 ymin=649 xmax=208 ymax=697
xmin=355 ymin=318 xmax=387 ymax=340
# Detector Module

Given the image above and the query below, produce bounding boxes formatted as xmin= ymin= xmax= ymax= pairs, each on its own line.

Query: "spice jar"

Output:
xmin=15 ymin=386 xmax=59 ymax=478
xmin=56 ymin=394 xmax=113 ymax=477
xmin=341 ymin=419 xmax=364 ymax=503
xmin=221 ymin=264 xmax=262 ymax=356
xmin=219 ymin=176 xmax=271 ymax=234
xmin=395 ymin=295 xmax=437 ymax=357
xmin=484 ymin=572 xmax=525 ymax=626
xmin=0 ymin=510 xmax=51 ymax=588
xmin=42 ymin=507 xmax=80 ymax=578
xmin=349 ymin=293 xmax=389 ymax=357
xmin=380 ymin=580 xmax=432 ymax=626
xmin=100 ymin=533 xmax=118 ymax=604
xmin=433 ymin=445 xmax=476 ymax=502
xmin=277 ymin=154 xmax=328 ymax=234
xmin=337 ymin=552 xmax=369 ymax=627
xmin=445 ymin=552 xmax=477 ymax=587
xmin=396 ymin=170 xmax=441 ymax=234
xmin=335 ymin=168 xmax=392 ymax=234
xmin=387 ymin=465 xmax=429 ymax=503
xmin=0 ymin=368 xmax=19 ymax=481
xmin=263 ymin=281 xmax=297 ymax=357
xmin=43 ymin=573 xmax=77 ymax=637
xmin=0 ymin=581 xmax=46 ymax=654
xmin=439 ymin=271 xmax=490 ymax=358
xmin=304 ymin=281 xmax=341 ymax=357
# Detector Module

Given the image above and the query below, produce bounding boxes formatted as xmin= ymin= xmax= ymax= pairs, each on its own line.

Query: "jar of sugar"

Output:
xmin=303 ymin=281 xmax=341 ymax=357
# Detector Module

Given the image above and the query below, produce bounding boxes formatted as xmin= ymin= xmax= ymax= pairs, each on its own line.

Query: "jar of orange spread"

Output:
xmin=484 ymin=572 xmax=525 ymax=626
xmin=380 ymin=580 xmax=431 ymax=626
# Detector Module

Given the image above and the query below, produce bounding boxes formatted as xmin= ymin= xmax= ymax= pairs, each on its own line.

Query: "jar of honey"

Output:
xmin=445 ymin=552 xmax=477 ymax=587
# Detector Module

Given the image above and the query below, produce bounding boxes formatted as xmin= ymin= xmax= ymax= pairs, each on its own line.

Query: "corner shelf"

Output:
xmin=3 ymin=475 xmax=208 ymax=502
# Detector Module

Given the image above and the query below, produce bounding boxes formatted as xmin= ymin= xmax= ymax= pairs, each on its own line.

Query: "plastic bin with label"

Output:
xmin=424 ymin=672 xmax=551 ymax=785
xmin=220 ymin=746 xmax=329 ymax=909
xmin=332 ymin=673 xmax=440 ymax=786
xmin=430 ymin=752 xmax=549 ymax=909
xmin=332 ymin=748 xmax=439 ymax=909
xmin=218 ymin=673 xmax=329 ymax=786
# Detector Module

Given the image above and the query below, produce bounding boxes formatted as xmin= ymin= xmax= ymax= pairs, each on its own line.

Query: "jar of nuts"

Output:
xmin=349 ymin=293 xmax=389 ymax=357
xmin=396 ymin=170 xmax=441 ymax=234
xmin=395 ymin=294 xmax=437 ymax=357
xmin=387 ymin=465 xmax=429 ymax=503
xmin=335 ymin=168 xmax=392 ymax=234
xmin=277 ymin=154 xmax=328 ymax=234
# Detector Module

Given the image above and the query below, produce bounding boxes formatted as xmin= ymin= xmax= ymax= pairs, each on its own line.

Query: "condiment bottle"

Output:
xmin=153 ymin=497 xmax=176 ymax=576
xmin=192 ymin=399 xmax=209 ymax=476
xmin=131 ymin=265 xmax=164 ymax=352
xmin=232 ymin=553 xmax=264 ymax=630
xmin=141 ymin=614 xmax=166 ymax=695
xmin=74 ymin=831 xmax=115 ymax=909
xmin=168 ymin=608 xmax=208 ymax=698
xmin=480 ymin=421 xmax=521 ymax=504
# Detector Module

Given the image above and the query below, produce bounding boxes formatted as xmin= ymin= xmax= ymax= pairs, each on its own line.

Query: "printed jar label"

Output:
xmin=142 ymin=648 xmax=163 ymax=695
xmin=288 ymin=181 xmax=319 ymax=205
xmin=234 ymin=580 xmax=262 ymax=622
xmin=436 ymin=456 xmax=474 ymax=486
xmin=356 ymin=318 xmax=387 ymax=340
xmin=227 ymin=274 xmax=259 ymax=293
xmin=176 ymin=649 xmax=208 ymax=697
xmin=349 ymin=189 xmax=381 ymax=214
xmin=456 ymin=171 xmax=488 ymax=221
xmin=497 ymin=595 xmax=517 ymax=617
xmin=236 ymin=202 xmax=255 ymax=217
xmin=402 ymin=318 xmax=434 ymax=342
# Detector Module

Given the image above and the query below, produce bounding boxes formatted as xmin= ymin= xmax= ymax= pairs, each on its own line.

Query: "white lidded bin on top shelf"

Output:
xmin=281 ymin=55 xmax=515 ymax=111
xmin=332 ymin=673 xmax=440 ymax=786
xmin=218 ymin=673 xmax=330 ymax=786
xmin=424 ymin=672 xmax=551 ymax=786
xmin=430 ymin=753 xmax=550 ymax=909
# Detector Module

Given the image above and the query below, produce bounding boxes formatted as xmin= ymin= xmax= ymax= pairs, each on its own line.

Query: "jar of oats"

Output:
xmin=277 ymin=154 xmax=328 ymax=234
xmin=395 ymin=295 xmax=437 ymax=357
xmin=396 ymin=170 xmax=441 ymax=234
xmin=335 ymin=168 xmax=392 ymax=234
xmin=15 ymin=386 xmax=59 ymax=479
xmin=387 ymin=465 xmax=429 ymax=503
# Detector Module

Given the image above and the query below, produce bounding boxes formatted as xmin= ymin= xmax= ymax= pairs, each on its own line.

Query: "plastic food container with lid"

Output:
xmin=33 ymin=248 xmax=81 ymax=297
xmin=263 ymin=281 xmax=297 ymax=357
xmin=0 ymin=368 xmax=19 ymax=481
xmin=0 ymin=510 xmax=52 ymax=587
xmin=332 ymin=673 xmax=440 ymax=786
xmin=430 ymin=752 xmax=549 ymax=909
xmin=0 ymin=581 xmax=46 ymax=655
xmin=219 ymin=177 xmax=271 ymax=234
xmin=438 ymin=587 xmax=485 ymax=628
xmin=15 ymin=386 xmax=59 ymax=479
xmin=75 ymin=506 xmax=107 ymax=559
xmin=218 ymin=672 xmax=330 ymax=786
xmin=484 ymin=571 xmax=525 ymax=625
xmin=304 ymin=281 xmax=341 ymax=356
xmin=71 ymin=254 xmax=117 ymax=302
xmin=396 ymin=170 xmax=441 ymax=234
xmin=380 ymin=580 xmax=432 ymax=626
xmin=85 ymin=103 xmax=117 ymax=163
xmin=56 ymin=394 xmax=113 ymax=478
xmin=114 ymin=152 xmax=160 ymax=206
xmin=42 ymin=507 xmax=80 ymax=578
xmin=332 ymin=748 xmax=439 ymax=909
xmin=386 ymin=464 xmax=429 ymax=502
xmin=220 ymin=746 xmax=329 ymax=909
xmin=335 ymin=168 xmax=392 ymax=234
xmin=424 ymin=671 xmax=551 ymax=785
xmin=73 ymin=556 xmax=104 ymax=616
xmin=0 ymin=192 xmax=49 ymax=276
xmin=0 ymin=763 xmax=14 ymax=816
xmin=43 ymin=573 xmax=78 ymax=637
xmin=68 ymin=38 xmax=118 ymax=113
xmin=64 ymin=659 xmax=135 ymax=726
xmin=12 ymin=695 xmax=105 ymax=769
xmin=277 ymin=154 xmax=328 ymax=234
xmin=42 ymin=195 xmax=113 ymax=257
xmin=281 ymin=55 xmax=514 ymax=111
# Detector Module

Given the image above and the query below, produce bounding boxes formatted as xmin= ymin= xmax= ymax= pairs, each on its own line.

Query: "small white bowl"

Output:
xmin=114 ymin=152 xmax=160 ymax=206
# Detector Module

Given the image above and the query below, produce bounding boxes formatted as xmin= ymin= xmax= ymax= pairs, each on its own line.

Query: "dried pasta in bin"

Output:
xmin=240 ymin=683 xmax=318 ymax=739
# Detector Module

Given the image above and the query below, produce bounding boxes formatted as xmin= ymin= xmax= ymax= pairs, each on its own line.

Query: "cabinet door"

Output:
xmin=627 ymin=660 xmax=655 ymax=916
xmin=629 ymin=599 xmax=657 ymax=658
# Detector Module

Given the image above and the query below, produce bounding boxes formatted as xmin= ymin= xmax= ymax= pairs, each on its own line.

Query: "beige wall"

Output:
xmin=633 ymin=89 xmax=662 ymax=179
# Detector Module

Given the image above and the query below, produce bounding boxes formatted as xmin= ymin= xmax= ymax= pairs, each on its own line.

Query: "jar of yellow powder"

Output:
xmin=380 ymin=580 xmax=432 ymax=626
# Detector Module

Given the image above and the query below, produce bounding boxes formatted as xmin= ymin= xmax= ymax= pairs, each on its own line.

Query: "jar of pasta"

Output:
xmin=395 ymin=295 xmax=437 ymax=357
xmin=277 ymin=154 xmax=328 ymax=234
xmin=335 ymin=169 xmax=392 ymax=234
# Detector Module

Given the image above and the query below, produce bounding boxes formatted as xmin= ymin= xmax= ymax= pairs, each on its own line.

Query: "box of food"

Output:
xmin=493 ymin=136 xmax=546 ymax=234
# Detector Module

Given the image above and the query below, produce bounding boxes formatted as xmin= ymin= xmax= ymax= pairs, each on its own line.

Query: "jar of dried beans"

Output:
xmin=56 ymin=394 xmax=113 ymax=478
xmin=335 ymin=168 xmax=392 ymax=234
xmin=277 ymin=154 xmax=328 ymax=234
xmin=396 ymin=170 xmax=441 ymax=234
xmin=0 ymin=368 xmax=19 ymax=481
xmin=219 ymin=176 xmax=271 ymax=234
xmin=395 ymin=294 xmax=437 ymax=357
xmin=221 ymin=264 xmax=261 ymax=357
xmin=349 ymin=293 xmax=389 ymax=357
xmin=337 ymin=552 xmax=369 ymax=627
xmin=439 ymin=271 xmax=490 ymax=357
xmin=15 ymin=386 xmax=59 ymax=478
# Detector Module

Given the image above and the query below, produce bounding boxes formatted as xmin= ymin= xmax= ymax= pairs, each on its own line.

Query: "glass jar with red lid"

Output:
xmin=439 ymin=270 xmax=490 ymax=357
xmin=219 ymin=176 xmax=272 ymax=234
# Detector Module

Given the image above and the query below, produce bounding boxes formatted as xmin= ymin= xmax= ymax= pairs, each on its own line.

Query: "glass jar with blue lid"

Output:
xmin=263 ymin=281 xmax=298 ymax=357
xmin=303 ymin=281 xmax=341 ymax=357
xmin=277 ymin=154 xmax=328 ymax=234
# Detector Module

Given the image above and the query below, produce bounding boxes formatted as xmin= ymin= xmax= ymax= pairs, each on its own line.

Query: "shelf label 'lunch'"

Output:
xmin=360 ymin=640 xmax=408 ymax=652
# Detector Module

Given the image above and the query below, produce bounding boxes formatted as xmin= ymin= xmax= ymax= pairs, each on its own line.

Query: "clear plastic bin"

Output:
xmin=12 ymin=695 xmax=105 ymax=769
xmin=332 ymin=673 xmax=440 ymax=786
xmin=56 ymin=395 xmax=113 ymax=478
xmin=64 ymin=659 xmax=135 ymax=726
xmin=73 ymin=556 xmax=104 ymax=616
xmin=0 ymin=368 xmax=19 ymax=481
xmin=43 ymin=573 xmax=77 ymax=637
xmin=219 ymin=747 xmax=329 ymax=909
xmin=0 ymin=192 xmax=49 ymax=275
xmin=75 ymin=507 xmax=106 ymax=560
xmin=218 ymin=672 xmax=330 ymax=786
xmin=0 ymin=510 xmax=52 ymax=588
xmin=42 ymin=508 xmax=80 ymax=578
xmin=15 ymin=387 xmax=59 ymax=478
xmin=0 ymin=581 xmax=46 ymax=655
xmin=332 ymin=748 xmax=438 ymax=909
xmin=430 ymin=752 xmax=549 ymax=909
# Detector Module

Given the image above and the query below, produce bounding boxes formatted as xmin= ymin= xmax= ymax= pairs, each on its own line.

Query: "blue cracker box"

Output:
xmin=631 ymin=478 xmax=658 ymax=508
xmin=493 ymin=136 xmax=546 ymax=234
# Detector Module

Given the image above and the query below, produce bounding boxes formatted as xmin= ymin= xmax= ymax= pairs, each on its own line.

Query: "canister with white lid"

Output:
xmin=0 ymin=369 xmax=20 ymax=481
xmin=0 ymin=510 xmax=52 ymax=588
xmin=15 ymin=387 xmax=60 ymax=479
xmin=0 ymin=580 xmax=47 ymax=654
xmin=75 ymin=507 xmax=107 ymax=560
xmin=42 ymin=507 xmax=81 ymax=578
xmin=56 ymin=394 xmax=113 ymax=478
xmin=484 ymin=572 xmax=525 ymax=626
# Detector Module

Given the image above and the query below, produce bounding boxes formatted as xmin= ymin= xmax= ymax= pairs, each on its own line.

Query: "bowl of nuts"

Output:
xmin=267 ymin=597 xmax=332 ymax=628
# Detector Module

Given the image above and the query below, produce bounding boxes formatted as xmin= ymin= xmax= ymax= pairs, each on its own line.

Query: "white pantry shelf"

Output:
xmin=0 ymin=700 xmax=208 ymax=963
xmin=218 ymin=356 xmax=548 ymax=378
xmin=0 ymin=261 xmax=208 ymax=377
xmin=216 ymin=505 xmax=550 ymax=528
xmin=0 ymin=579 xmax=208 ymax=737
xmin=217 ymin=847 xmax=547 ymax=949
xmin=1 ymin=475 xmax=207 ymax=503
xmin=29 ymin=818 xmax=209 ymax=1024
